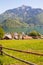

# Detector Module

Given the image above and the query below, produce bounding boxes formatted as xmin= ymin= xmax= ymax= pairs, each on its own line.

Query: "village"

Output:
xmin=3 ymin=32 xmax=43 ymax=40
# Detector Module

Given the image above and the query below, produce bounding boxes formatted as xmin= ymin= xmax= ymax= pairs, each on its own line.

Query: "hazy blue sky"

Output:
xmin=0 ymin=0 xmax=43 ymax=14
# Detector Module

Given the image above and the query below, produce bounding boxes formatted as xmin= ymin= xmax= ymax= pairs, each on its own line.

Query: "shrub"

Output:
xmin=29 ymin=31 xmax=41 ymax=36
xmin=0 ymin=27 xmax=4 ymax=39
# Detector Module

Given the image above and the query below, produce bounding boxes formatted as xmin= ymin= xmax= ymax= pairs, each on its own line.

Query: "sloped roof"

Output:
xmin=4 ymin=33 xmax=12 ymax=39
xmin=14 ymin=32 xmax=18 ymax=36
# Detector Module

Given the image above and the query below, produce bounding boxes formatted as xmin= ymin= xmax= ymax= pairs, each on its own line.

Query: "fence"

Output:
xmin=0 ymin=44 xmax=43 ymax=65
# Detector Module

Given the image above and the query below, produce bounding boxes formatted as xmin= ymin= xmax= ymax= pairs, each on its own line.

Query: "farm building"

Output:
xmin=14 ymin=32 xmax=19 ymax=39
xmin=18 ymin=34 xmax=23 ymax=39
xmin=32 ymin=36 xmax=40 ymax=39
xmin=22 ymin=35 xmax=32 ymax=40
xmin=40 ymin=35 xmax=43 ymax=39
xmin=3 ymin=33 xmax=12 ymax=40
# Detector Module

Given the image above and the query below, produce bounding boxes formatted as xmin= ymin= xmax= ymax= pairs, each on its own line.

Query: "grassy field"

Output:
xmin=0 ymin=39 xmax=43 ymax=65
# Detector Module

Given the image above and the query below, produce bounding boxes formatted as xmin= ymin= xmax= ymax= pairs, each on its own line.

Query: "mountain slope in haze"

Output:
xmin=2 ymin=18 xmax=29 ymax=27
xmin=0 ymin=5 xmax=43 ymax=24
xmin=28 ymin=12 xmax=43 ymax=25
xmin=0 ymin=5 xmax=43 ymax=33
xmin=1 ymin=18 xmax=29 ymax=32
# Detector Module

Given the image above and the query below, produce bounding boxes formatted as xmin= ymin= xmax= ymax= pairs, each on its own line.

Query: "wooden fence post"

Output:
xmin=0 ymin=44 xmax=3 ymax=55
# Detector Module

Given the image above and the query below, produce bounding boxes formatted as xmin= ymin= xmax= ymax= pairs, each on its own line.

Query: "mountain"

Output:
xmin=0 ymin=5 xmax=43 ymax=23
xmin=0 ymin=5 xmax=43 ymax=33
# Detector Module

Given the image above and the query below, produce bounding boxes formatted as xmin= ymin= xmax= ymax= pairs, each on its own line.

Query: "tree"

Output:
xmin=0 ymin=27 xmax=4 ymax=39
xmin=29 ymin=30 xmax=41 ymax=36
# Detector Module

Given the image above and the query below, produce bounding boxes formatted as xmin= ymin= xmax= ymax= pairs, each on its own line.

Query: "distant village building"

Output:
xmin=40 ymin=35 xmax=43 ymax=39
xmin=3 ymin=33 xmax=12 ymax=40
xmin=22 ymin=32 xmax=25 ymax=36
xmin=22 ymin=35 xmax=32 ymax=40
xmin=18 ymin=32 xmax=25 ymax=39
xmin=14 ymin=32 xmax=18 ymax=39
xmin=3 ymin=32 xmax=42 ymax=40
xmin=32 ymin=36 xmax=40 ymax=39
xmin=19 ymin=34 xmax=23 ymax=39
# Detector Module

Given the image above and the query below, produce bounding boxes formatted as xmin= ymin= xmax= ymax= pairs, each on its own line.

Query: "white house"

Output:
xmin=3 ymin=33 xmax=12 ymax=40
xmin=14 ymin=32 xmax=18 ymax=39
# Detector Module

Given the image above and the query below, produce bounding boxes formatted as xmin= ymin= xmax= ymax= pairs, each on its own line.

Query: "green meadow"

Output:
xmin=0 ymin=39 xmax=43 ymax=65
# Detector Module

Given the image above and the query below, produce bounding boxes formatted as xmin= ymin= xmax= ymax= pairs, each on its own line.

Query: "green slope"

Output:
xmin=2 ymin=19 xmax=29 ymax=27
xmin=1 ymin=18 xmax=29 ymax=32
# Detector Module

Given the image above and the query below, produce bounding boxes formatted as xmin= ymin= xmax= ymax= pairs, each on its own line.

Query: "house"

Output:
xmin=14 ymin=32 xmax=18 ymax=39
xmin=19 ymin=32 xmax=25 ymax=39
xmin=22 ymin=32 xmax=25 ymax=36
xmin=22 ymin=35 xmax=32 ymax=40
xmin=32 ymin=36 xmax=40 ymax=39
xmin=3 ymin=33 xmax=12 ymax=40
xmin=40 ymin=35 xmax=43 ymax=39
xmin=19 ymin=34 xmax=23 ymax=39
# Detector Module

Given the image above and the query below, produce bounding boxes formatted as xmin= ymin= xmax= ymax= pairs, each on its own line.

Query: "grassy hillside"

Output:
xmin=2 ymin=19 xmax=29 ymax=27
xmin=0 ymin=40 xmax=43 ymax=65
xmin=1 ymin=18 xmax=29 ymax=32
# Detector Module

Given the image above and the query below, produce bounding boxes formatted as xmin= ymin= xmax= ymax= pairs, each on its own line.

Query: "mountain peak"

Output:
xmin=19 ymin=5 xmax=27 ymax=9
xmin=19 ymin=5 xmax=32 ymax=10
xmin=21 ymin=5 xmax=31 ymax=8
xmin=21 ymin=5 xmax=27 ymax=7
